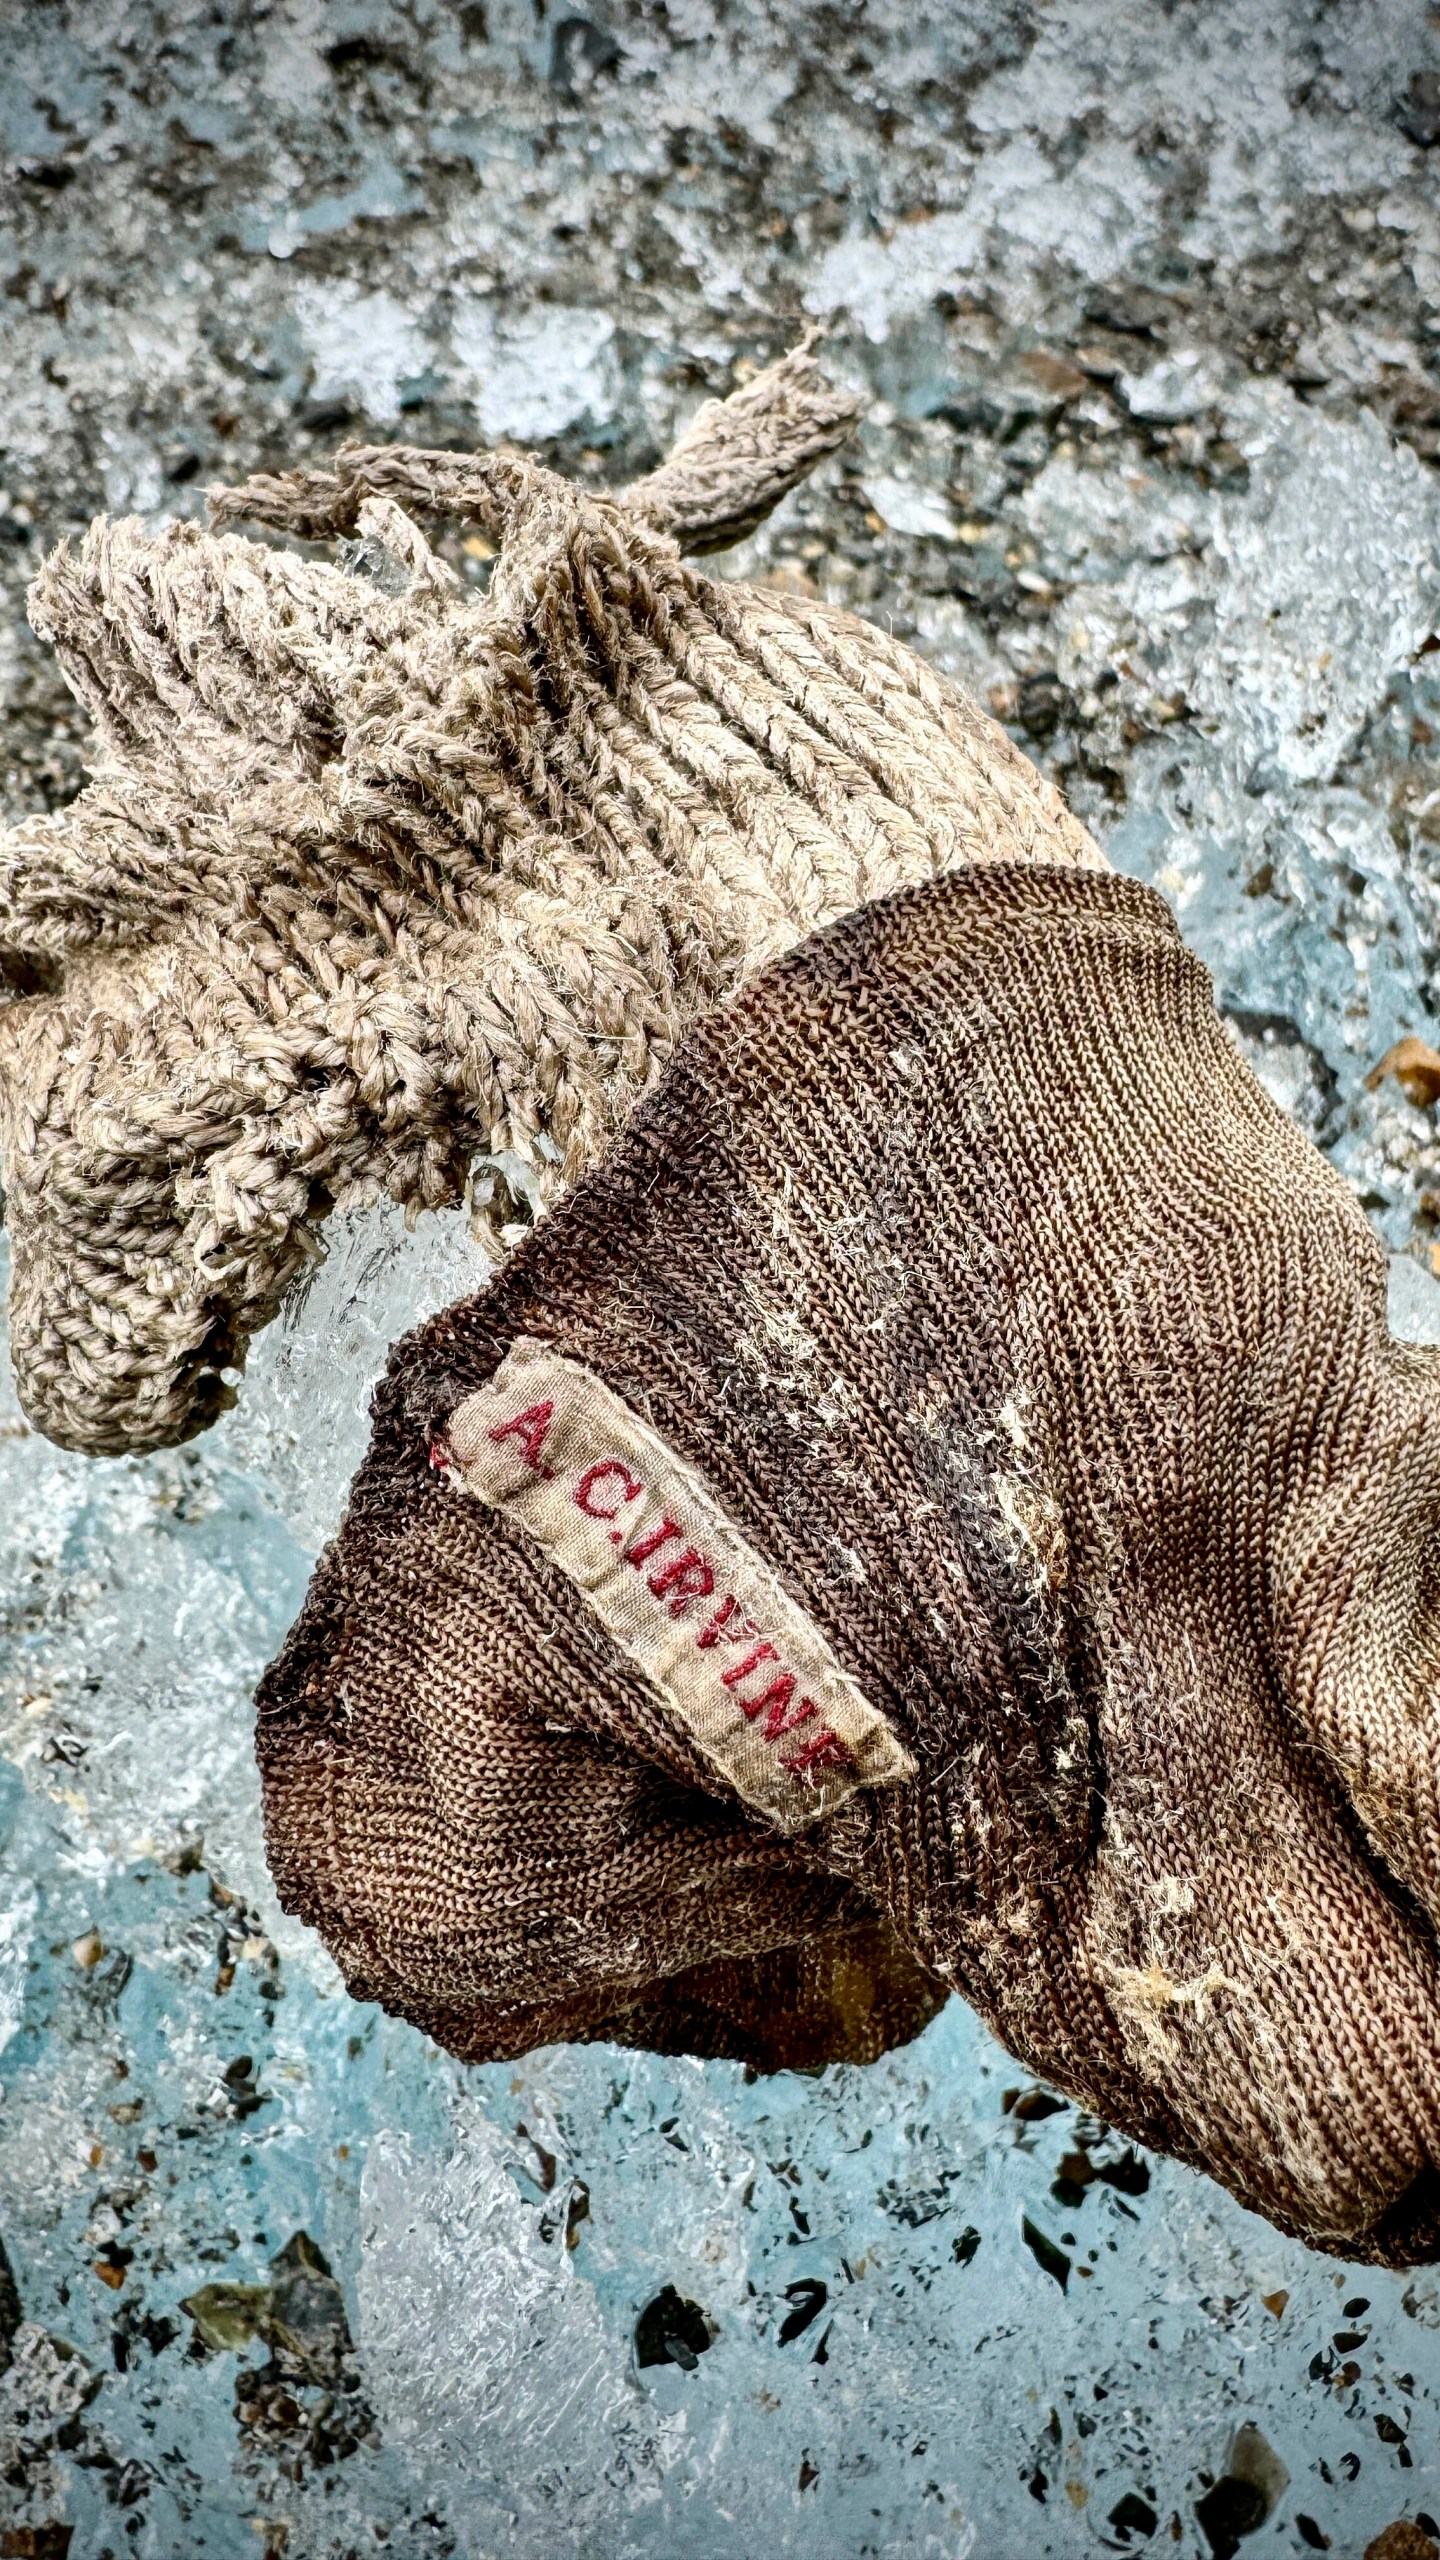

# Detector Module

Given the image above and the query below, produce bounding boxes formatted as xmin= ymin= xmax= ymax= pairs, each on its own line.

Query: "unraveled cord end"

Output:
xmin=206 ymin=335 xmax=863 ymax=558
xmin=624 ymin=332 xmax=862 ymax=552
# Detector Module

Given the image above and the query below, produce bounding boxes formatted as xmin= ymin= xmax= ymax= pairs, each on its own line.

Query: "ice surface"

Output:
xmin=1391 ymin=1254 xmax=1440 ymax=1346
xmin=0 ymin=1198 xmax=484 ymax=1965
xmin=6 ymin=1 xmax=1440 ymax=2551
xmin=210 ymin=1199 xmax=489 ymax=1554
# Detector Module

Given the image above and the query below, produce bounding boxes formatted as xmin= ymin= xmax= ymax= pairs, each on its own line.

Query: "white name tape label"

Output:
xmin=437 ymin=1338 xmax=914 ymax=1831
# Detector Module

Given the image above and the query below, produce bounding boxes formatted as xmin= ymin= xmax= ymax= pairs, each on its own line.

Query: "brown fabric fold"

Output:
xmin=258 ymin=860 xmax=1440 ymax=2264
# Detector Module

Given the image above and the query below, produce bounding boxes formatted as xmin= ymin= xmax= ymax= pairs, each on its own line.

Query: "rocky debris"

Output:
xmin=1195 ymin=2422 xmax=1289 ymax=2560
xmin=0 ymin=2324 xmax=98 ymax=2543
xmin=180 ymin=2275 xmax=272 ymax=2356
xmin=0 ymin=2237 xmax=22 ymax=2370
xmin=1020 ymin=2217 xmax=1071 ymax=2291
xmin=1108 ymin=2491 xmax=1160 ymax=2544
xmin=633 ymin=2285 xmax=716 ymax=2372
xmin=183 ymin=2230 xmax=376 ymax=2473
xmin=1396 ymin=73 xmax=1440 ymax=150
xmin=1365 ymin=2526 xmax=1440 ymax=2560
xmin=1369 ymin=1034 xmax=1440 ymax=1105
xmin=776 ymin=2277 xmax=827 ymax=2345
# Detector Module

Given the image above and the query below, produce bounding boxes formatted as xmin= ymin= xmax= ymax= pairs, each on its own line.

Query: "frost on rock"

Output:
xmin=5 ymin=0 xmax=1440 ymax=2552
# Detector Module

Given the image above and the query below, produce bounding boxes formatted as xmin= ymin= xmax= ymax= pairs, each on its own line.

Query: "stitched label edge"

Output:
xmin=433 ymin=1337 xmax=915 ymax=1832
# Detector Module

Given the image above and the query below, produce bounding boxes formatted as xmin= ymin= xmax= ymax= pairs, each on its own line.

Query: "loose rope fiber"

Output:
xmin=0 ymin=342 xmax=1101 ymax=1455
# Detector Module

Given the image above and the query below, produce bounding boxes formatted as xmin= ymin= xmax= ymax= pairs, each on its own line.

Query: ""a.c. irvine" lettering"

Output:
xmin=432 ymin=1340 xmax=915 ymax=1831
xmin=477 ymin=1393 xmax=851 ymax=1781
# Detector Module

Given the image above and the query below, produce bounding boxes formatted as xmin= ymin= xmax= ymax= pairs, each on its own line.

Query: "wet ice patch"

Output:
xmin=0 ymin=1200 xmax=481 ymax=1945
xmin=807 ymin=137 xmax=1161 ymax=341
xmin=1388 ymin=1252 xmax=1440 ymax=1347
xmin=0 ymin=1868 xmax=35 ymax=2063
xmin=805 ymin=210 xmax=981 ymax=344
xmin=291 ymin=283 xmax=434 ymax=425
xmin=358 ymin=2110 xmax=655 ymax=2538
xmin=450 ymin=301 xmax=618 ymax=444
xmin=968 ymin=0 xmax=1414 ymax=266
xmin=212 ymin=1197 xmax=486 ymax=1551
xmin=1199 ymin=404 xmax=1439 ymax=785
xmin=1019 ymin=385 xmax=1440 ymax=1141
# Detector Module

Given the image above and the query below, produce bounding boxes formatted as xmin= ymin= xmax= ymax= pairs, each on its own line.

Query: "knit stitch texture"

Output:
xmin=260 ymin=863 xmax=1440 ymax=2265
xmin=0 ymin=343 xmax=1099 ymax=1455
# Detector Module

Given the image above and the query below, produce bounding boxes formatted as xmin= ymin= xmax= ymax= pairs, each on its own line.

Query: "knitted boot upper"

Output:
xmin=258 ymin=861 xmax=1440 ymax=2266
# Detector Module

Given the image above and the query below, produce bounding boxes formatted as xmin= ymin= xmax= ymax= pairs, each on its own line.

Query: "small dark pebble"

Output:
xmin=1016 ymin=670 xmax=1076 ymax=742
xmin=112 ymin=2457 xmax=153 ymax=2509
xmin=297 ymin=397 xmax=357 ymax=434
xmin=1096 ymin=2147 xmax=1151 ymax=2197
xmin=1397 ymin=70 xmax=1440 ymax=147
xmin=1052 ymin=2146 xmax=1095 ymax=2208
xmin=0 ymin=2233 xmax=23 ymax=2359
xmin=1108 ymin=2489 xmax=1158 ymax=2540
xmin=1009 ymin=2088 xmax=1066 ymax=2122
xmin=634 ymin=2284 xmax=715 ymax=2372
xmin=1194 ymin=2472 xmax=1267 ymax=2558
xmin=777 ymin=2279 xmax=827 ymax=2345
xmin=1020 ymin=2217 xmax=1070 ymax=2290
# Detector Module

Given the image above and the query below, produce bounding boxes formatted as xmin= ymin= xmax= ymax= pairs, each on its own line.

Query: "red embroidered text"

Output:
xmin=488 ymin=1399 xmax=556 ymax=1477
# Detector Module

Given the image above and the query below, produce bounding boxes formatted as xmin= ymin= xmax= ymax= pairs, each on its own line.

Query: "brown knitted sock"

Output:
xmin=258 ymin=860 xmax=1440 ymax=2264
xmin=0 ymin=340 xmax=1100 ymax=1458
